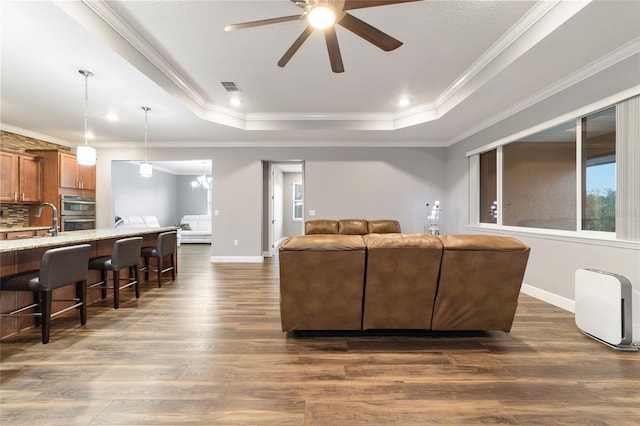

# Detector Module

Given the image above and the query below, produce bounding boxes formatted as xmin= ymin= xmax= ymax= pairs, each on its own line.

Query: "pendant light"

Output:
xmin=76 ymin=70 xmax=96 ymax=166
xmin=139 ymin=106 xmax=152 ymax=177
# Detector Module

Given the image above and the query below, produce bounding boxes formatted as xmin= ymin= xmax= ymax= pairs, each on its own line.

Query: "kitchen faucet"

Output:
xmin=35 ymin=202 xmax=58 ymax=236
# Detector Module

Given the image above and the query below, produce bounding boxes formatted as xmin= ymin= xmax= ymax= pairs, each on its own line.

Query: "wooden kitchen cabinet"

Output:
xmin=0 ymin=151 xmax=42 ymax=203
xmin=0 ymin=151 xmax=18 ymax=202
xmin=59 ymin=151 xmax=95 ymax=190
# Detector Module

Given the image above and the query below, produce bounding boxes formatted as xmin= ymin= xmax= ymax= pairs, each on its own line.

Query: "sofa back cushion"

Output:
xmin=367 ymin=220 xmax=401 ymax=234
xmin=431 ymin=234 xmax=530 ymax=332
xmin=279 ymin=234 xmax=367 ymax=331
xmin=305 ymin=220 xmax=338 ymax=235
xmin=338 ymin=219 xmax=368 ymax=235
xmin=142 ymin=216 xmax=160 ymax=227
xmin=181 ymin=215 xmax=211 ymax=232
xmin=362 ymin=233 xmax=442 ymax=330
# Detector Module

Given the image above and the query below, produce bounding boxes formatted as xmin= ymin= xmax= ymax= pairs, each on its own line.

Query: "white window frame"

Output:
xmin=293 ymin=182 xmax=303 ymax=221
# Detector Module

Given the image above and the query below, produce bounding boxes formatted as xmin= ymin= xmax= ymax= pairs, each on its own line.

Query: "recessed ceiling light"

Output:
xmin=84 ymin=131 xmax=95 ymax=139
xmin=230 ymin=98 xmax=241 ymax=107
xmin=105 ymin=113 xmax=119 ymax=121
xmin=398 ymin=97 xmax=410 ymax=107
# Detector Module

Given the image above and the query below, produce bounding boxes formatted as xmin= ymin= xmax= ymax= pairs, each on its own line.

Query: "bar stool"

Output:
xmin=140 ymin=231 xmax=177 ymax=287
xmin=88 ymin=237 xmax=143 ymax=309
xmin=0 ymin=244 xmax=91 ymax=344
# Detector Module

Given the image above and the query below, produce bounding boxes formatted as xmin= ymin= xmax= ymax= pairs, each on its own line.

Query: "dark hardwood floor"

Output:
xmin=1 ymin=244 xmax=638 ymax=425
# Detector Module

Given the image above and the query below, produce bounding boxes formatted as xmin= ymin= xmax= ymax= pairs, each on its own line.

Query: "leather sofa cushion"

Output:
xmin=367 ymin=220 xmax=401 ymax=234
xmin=362 ymin=233 xmax=443 ymax=330
xmin=338 ymin=219 xmax=368 ymax=235
xmin=280 ymin=234 xmax=366 ymax=251
xmin=431 ymin=234 xmax=531 ymax=332
xmin=279 ymin=234 xmax=366 ymax=331
xmin=305 ymin=220 xmax=338 ymax=235
xmin=439 ymin=234 xmax=528 ymax=251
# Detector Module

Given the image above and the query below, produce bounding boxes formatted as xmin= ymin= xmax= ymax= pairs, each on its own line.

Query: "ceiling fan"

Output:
xmin=225 ymin=0 xmax=422 ymax=73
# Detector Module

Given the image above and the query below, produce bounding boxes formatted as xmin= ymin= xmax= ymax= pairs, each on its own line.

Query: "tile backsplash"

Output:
xmin=0 ymin=204 xmax=30 ymax=228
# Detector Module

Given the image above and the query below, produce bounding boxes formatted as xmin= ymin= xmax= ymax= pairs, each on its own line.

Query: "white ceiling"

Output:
xmin=1 ymin=0 xmax=639 ymax=151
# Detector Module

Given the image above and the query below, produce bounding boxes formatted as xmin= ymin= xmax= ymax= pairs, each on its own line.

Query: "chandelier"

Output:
xmin=191 ymin=163 xmax=212 ymax=191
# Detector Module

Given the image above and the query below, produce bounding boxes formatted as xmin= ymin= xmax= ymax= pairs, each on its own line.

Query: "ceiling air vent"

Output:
xmin=221 ymin=81 xmax=240 ymax=92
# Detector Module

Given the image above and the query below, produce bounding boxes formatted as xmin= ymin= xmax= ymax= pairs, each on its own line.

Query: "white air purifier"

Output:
xmin=575 ymin=269 xmax=637 ymax=351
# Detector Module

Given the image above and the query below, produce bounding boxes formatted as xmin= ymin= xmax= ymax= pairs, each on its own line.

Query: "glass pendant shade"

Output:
xmin=139 ymin=161 xmax=153 ymax=177
xmin=76 ymin=145 xmax=96 ymax=166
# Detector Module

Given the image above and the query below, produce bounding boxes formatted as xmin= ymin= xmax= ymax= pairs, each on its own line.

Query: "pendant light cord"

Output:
xmin=79 ymin=70 xmax=92 ymax=147
xmin=142 ymin=106 xmax=151 ymax=162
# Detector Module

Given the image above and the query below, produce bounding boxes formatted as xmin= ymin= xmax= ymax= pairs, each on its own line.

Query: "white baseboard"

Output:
xmin=210 ymin=256 xmax=264 ymax=263
xmin=521 ymin=283 xmax=575 ymax=313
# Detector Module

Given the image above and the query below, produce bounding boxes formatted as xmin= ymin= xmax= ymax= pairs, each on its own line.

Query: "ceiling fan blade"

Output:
xmin=338 ymin=13 xmax=402 ymax=51
xmin=324 ymin=26 xmax=345 ymax=73
xmin=278 ymin=26 xmax=315 ymax=68
xmin=343 ymin=0 xmax=422 ymax=11
xmin=225 ymin=15 xmax=302 ymax=31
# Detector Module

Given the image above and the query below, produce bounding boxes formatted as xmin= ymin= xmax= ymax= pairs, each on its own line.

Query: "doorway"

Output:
xmin=263 ymin=161 xmax=304 ymax=257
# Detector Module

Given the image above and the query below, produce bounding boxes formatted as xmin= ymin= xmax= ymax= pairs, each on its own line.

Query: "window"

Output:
xmin=582 ymin=107 xmax=616 ymax=232
xmin=502 ymin=121 xmax=577 ymax=231
xmin=293 ymin=183 xmax=303 ymax=221
xmin=479 ymin=149 xmax=497 ymax=224
xmin=474 ymin=105 xmax=619 ymax=234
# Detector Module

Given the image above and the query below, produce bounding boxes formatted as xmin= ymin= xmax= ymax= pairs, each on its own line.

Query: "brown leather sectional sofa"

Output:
xmin=279 ymin=219 xmax=530 ymax=333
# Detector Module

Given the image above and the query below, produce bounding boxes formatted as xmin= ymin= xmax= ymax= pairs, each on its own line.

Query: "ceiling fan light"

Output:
xmin=308 ymin=6 xmax=335 ymax=29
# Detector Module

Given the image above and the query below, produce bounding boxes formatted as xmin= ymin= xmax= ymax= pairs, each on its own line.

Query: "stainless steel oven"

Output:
xmin=61 ymin=217 xmax=96 ymax=231
xmin=61 ymin=195 xmax=96 ymax=216
xmin=60 ymin=195 xmax=96 ymax=231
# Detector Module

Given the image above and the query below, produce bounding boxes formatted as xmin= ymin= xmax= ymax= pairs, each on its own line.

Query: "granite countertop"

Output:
xmin=0 ymin=227 xmax=178 ymax=253
xmin=0 ymin=226 xmax=51 ymax=233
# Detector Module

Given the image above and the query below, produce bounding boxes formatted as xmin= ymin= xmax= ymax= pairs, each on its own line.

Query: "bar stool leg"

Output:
xmin=33 ymin=292 xmax=42 ymax=327
xmin=76 ymin=280 xmax=87 ymax=325
xmin=170 ymin=254 xmax=176 ymax=281
xmin=144 ymin=256 xmax=150 ymax=282
xmin=132 ymin=266 xmax=140 ymax=299
xmin=157 ymin=257 xmax=163 ymax=288
xmin=113 ymin=270 xmax=120 ymax=309
xmin=100 ymin=270 xmax=107 ymax=300
xmin=41 ymin=290 xmax=53 ymax=344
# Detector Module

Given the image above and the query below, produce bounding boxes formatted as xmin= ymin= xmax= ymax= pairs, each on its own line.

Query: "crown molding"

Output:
xmin=452 ymin=39 xmax=640 ymax=147
xmin=52 ymin=0 xmax=592 ymax=132
xmin=91 ymin=140 xmax=448 ymax=149
xmin=0 ymin=124 xmax=74 ymax=147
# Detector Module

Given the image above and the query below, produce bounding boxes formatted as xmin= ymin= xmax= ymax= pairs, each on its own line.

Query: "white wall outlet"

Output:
xmin=309 ymin=210 xmax=316 ymax=216
xmin=214 ymin=210 xmax=219 ymax=216
xmin=233 ymin=239 xmax=238 ymax=246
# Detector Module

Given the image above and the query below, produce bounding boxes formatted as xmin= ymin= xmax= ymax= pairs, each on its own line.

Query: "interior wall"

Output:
xmin=111 ymin=161 xmax=178 ymax=226
xmin=177 ymin=175 xmax=209 ymax=220
xmin=96 ymin=146 xmax=446 ymax=259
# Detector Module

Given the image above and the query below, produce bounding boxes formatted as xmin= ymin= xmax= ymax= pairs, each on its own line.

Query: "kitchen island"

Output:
xmin=1 ymin=227 xmax=178 ymax=340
